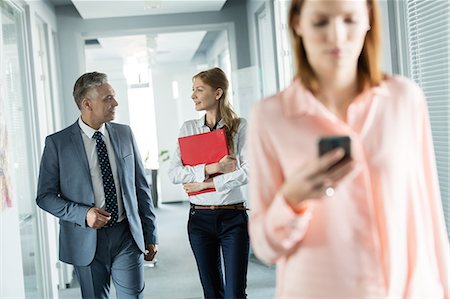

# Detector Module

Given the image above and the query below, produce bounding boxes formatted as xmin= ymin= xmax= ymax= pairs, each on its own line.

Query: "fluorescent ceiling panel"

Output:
xmin=72 ymin=0 xmax=227 ymax=19
xmin=85 ymin=31 xmax=207 ymax=65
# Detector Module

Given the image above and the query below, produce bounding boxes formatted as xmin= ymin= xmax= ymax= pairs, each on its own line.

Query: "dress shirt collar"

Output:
xmin=195 ymin=115 xmax=225 ymax=130
xmin=282 ymin=78 xmax=391 ymax=119
xmin=78 ymin=117 xmax=107 ymax=138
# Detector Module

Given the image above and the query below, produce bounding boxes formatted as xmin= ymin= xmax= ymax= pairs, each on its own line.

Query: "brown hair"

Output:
xmin=288 ymin=0 xmax=384 ymax=93
xmin=193 ymin=67 xmax=240 ymax=155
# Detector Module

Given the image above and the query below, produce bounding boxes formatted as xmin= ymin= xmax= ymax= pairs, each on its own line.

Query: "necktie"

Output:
xmin=93 ymin=131 xmax=118 ymax=226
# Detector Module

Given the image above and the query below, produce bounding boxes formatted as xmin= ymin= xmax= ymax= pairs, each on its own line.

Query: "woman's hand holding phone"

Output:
xmin=281 ymin=147 xmax=354 ymax=207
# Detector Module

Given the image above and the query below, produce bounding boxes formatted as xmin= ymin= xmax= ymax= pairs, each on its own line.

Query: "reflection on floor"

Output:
xmin=59 ymin=201 xmax=276 ymax=299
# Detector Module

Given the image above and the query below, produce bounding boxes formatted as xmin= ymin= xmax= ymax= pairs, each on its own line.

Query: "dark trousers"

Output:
xmin=188 ymin=207 xmax=250 ymax=299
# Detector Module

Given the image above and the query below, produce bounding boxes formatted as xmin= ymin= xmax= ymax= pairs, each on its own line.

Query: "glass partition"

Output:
xmin=1 ymin=1 xmax=43 ymax=297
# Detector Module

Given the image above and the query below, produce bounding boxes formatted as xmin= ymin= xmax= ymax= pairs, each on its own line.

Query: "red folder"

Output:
xmin=178 ymin=129 xmax=229 ymax=196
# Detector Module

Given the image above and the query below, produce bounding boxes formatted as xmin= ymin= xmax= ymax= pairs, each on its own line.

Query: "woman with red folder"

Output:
xmin=169 ymin=67 xmax=249 ymax=299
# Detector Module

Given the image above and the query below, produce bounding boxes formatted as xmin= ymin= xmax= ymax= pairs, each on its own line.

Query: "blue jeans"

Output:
xmin=188 ymin=206 xmax=249 ymax=299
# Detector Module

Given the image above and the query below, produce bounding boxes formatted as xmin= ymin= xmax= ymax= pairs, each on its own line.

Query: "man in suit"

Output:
xmin=36 ymin=72 xmax=158 ymax=298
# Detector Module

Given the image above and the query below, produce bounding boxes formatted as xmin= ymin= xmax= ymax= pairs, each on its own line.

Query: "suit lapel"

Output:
xmin=106 ymin=123 xmax=124 ymax=181
xmin=69 ymin=122 xmax=90 ymax=176
xmin=106 ymin=123 xmax=122 ymax=158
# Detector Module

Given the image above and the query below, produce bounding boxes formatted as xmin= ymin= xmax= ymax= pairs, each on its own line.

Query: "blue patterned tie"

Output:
xmin=93 ymin=131 xmax=118 ymax=226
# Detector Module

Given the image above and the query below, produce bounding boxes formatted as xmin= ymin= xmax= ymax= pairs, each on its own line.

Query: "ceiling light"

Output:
xmin=144 ymin=0 xmax=162 ymax=9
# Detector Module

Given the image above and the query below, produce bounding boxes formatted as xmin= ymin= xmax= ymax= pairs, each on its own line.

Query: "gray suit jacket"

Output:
xmin=36 ymin=121 xmax=158 ymax=266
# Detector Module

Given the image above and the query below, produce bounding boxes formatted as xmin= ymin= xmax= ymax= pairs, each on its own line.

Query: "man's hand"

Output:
xmin=86 ymin=207 xmax=111 ymax=229
xmin=145 ymin=244 xmax=158 ymax=261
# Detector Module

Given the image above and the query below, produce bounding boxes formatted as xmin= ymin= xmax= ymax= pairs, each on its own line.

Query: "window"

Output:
xmin=274 ymin=0 xmax=294 ymax=89
xmin=255 ymin=3 xmax=278 ymax=96
xmin=394 ymin=0 xmax=449 ymax=238
xmin=1 ymin=0 xmax=41 ymax=296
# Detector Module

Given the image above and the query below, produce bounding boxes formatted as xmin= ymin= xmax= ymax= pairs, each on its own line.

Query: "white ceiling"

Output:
xmin=71 ymin=0 xmax=227 ymax=19
xmin=85 ymin=31 xmax=207 ymax=65
xmin=50 ymin=1 xmax=225 ymax=67
xmin=48 ymin=0 xmax=73 ymax=6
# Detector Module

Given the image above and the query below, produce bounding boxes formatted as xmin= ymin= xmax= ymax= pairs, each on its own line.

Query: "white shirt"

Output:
xmin=168 ymin=116 xmax=248 ymax=206
xmin=78 ymin=118 xmax=125 ymax=222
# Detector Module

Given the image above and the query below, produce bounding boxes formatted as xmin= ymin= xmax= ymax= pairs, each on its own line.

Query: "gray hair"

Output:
xmin=73 ymin=72 xmax=108 ymax=109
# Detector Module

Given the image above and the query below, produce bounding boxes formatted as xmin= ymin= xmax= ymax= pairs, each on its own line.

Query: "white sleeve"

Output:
xmin=168 ymin=122 xmax=206 ymax=184
xmin=213 ymin=119 xmax=249 ymax=193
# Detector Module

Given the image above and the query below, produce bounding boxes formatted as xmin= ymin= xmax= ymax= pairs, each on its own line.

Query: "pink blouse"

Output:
xmin=248 ymin=76 xmax=449 ymax=298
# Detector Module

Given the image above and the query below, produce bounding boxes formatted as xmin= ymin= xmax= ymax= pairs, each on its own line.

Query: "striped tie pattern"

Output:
xmin=93 ymin=131 xmax=118 ymax=226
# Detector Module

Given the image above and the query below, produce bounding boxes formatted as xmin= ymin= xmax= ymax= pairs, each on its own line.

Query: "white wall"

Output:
xmin=232 ymin=65 xmax=261 ymax=120
xmin=85 ymin=57 xmax=131 ymax=125
xmin=151 ymin=63 xmax=199 ymax=202
xmin=246 ymin=0 xmax=268 ymax=67
xmin=206 ymin=30 xmax=229 ymax=66
xmin=249 ymin=0 xmax=279 ymax=96
xmin=227 ymin=0 xmax=276 ymax=119
xmin=27 ymin=0 xmax=58 ymax=30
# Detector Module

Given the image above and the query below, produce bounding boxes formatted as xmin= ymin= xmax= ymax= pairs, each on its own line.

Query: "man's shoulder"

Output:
xmin=107 ymin=122 xmax=131 ymax=134
xmin=108 ymin=122 xmax=129 ymax=129
xmin=47 ymin=122 xmax=78 ymax=140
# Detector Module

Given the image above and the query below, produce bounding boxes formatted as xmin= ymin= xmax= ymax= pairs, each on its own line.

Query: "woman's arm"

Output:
xmin=168 ymin=123 xmax=207 ymax=184
xmin=248 ymin=105 xmax=314 ymax=265
xmin=212 ymin=119 xmax=249 ymax=193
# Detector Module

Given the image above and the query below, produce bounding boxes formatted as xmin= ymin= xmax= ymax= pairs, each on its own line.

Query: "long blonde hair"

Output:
xmin=288 ymin=0 xmax=384 ymax=93
xmin=193 ymin=67 xmax=240 ymax=154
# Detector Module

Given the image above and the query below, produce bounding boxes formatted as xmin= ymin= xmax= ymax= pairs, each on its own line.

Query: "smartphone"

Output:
xmin=318 ymin=136 xmax=351 ymax=169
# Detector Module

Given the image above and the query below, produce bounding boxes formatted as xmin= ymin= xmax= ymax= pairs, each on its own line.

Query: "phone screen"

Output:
xmin=318 ymin=136 xmax=351 ymax=168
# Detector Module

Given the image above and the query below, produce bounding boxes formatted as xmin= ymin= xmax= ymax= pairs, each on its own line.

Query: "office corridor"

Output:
xmin=59 ymin=201 xmax=276 ymax=299
xmin=2 ymin=1 xmax=449 ymax=297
